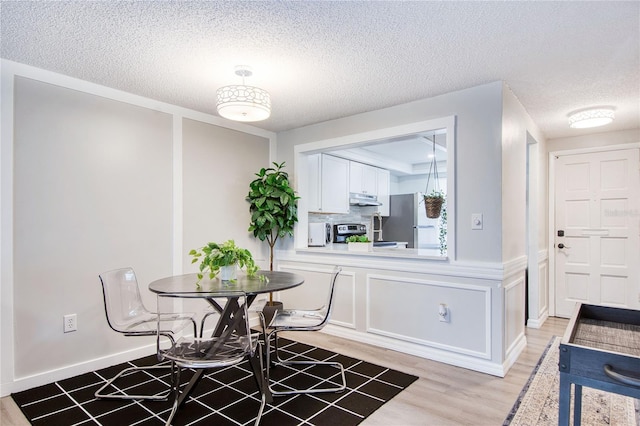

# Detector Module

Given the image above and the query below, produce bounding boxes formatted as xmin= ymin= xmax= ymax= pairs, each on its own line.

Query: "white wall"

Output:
xmin=0 ymin=61 xmax=275 ymax=394
xmin=500 ymin=84 xmax=546 ymax=263
xmin=500 ymin=84 xmax=547 ymax=329
xmin=393 ymin=174 xmax=447 ymax=196
xmin=535 ymin=136 xmax=549 ymax=252
xmin=547 ymin=128 xmax=640 ymax=152
xmin=12 ymin=77 xmax=174 ymax=378
xmin=277 ymin=82 xmax=505 ymax=263
xmin=182 ymin=118 xmax=270 ymax=272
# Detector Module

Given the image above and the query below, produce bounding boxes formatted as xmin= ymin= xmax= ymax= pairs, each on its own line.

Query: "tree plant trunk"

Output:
xmin=264 ymin=237 xmax=283 ymax=319
xmin=268 ymin=238 xmax=275 ymax=304
xmin=269 ymin=243 xmax=274 ymax=271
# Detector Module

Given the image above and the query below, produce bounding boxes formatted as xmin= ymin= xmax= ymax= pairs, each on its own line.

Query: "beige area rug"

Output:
xmin=504 ymin=336 xmax=639 ymax=425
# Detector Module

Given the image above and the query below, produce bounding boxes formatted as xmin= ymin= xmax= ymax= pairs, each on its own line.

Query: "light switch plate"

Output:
xmin=471 ymin=213 xmax=483 ymax=230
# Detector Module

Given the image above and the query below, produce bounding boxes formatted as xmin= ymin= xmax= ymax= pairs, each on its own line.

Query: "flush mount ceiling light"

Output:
xmin=568 ymin=107 xmax=615 ymax=129
xmin=216 ymin=66 xmax=271 ymax=122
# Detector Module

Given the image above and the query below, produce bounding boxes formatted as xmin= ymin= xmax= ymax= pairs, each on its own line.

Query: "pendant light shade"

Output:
xmin=568 ymin=108 xmax=615 ymax=129
xmin=216 ymin=66 xmax=271 ymax=122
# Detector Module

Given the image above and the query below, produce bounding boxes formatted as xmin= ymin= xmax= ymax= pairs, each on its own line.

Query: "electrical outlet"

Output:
xmin=64 ymin=314 xmax=77 ymax=333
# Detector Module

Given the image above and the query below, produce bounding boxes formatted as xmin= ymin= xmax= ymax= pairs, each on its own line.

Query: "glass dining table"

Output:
xmin=148 ymin=270 xmax=305 ymax=406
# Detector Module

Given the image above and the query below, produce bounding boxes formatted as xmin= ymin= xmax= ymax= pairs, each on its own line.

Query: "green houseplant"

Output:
xmin=438 ymin=197 xmax=447 ymax=255
xmin=189 ymin=240 xmax=259 ymax=285
xmin=423 ymin=135 xmax=444 ymax=219
xmin=346 ymin=235 xmax=372 ymax=252
xmin=247 ymin=161 xmax=299 ymax=305
xmin=345 ymin=235 xmax=370 ymax=243
xmin=423 ymin=189 xmax=445 ymax=219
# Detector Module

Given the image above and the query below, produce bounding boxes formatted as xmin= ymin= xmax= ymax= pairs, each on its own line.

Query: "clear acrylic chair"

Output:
xmin=96 ymin=267 xmax=197 ymax=401
xmin=157 ymin=291 xmax=266 ymax=426
xmin=262 ymin=266 xmax=346 ymax=396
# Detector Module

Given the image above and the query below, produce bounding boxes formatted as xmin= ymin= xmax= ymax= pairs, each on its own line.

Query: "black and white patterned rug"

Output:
xmin=12 ymin=336 xmax=418 ymax=425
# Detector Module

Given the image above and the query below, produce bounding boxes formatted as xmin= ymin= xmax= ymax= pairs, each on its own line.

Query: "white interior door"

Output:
xmin=554 ymin=148 xmax=639 ymax=317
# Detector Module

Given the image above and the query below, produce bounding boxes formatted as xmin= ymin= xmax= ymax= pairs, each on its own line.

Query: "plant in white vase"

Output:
xmin=189 ymin=240 xmax=259 ymax=286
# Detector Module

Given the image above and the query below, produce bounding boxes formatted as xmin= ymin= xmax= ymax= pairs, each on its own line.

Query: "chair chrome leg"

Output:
xmin=273 ymin=332 xmax=281 ymax=363
xmin=265 ymin=331 xmax=346 ymax=396
xmin=255 ymin=391 xmax=266 ymax=426
xmin=254 ymin=343 xmax=266 ymax=426
xmin=95 ymin=362 xmax=173 ymax=400
xmin=165 ymin=362 xmax=181 ymax=426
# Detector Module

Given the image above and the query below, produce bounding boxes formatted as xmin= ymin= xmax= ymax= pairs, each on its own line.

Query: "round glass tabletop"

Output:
xmin=148 ymin=270 xmax=304 ymax=295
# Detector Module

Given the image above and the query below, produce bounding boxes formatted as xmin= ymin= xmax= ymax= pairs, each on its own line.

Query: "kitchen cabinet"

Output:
xmin=349 ymin=162 xmax=377 ymax=195
xmin=307 ymin=154 xmax=322 ymax=212
xmin=376 ymin=168 xmax=390 ymax=216
xmin=308 ymin=154 xmax=350 ymax=214
xmin=349 ymin=161 xmax=391 ymax=216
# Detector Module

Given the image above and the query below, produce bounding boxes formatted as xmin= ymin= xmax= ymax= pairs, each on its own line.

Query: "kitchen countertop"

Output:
xmin=298 ymin=243 xmax=446 ymax=260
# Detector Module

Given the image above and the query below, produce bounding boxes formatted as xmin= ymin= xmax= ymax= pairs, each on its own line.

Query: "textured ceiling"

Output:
xmin=1 ymin=1 xmax=638 ymax=139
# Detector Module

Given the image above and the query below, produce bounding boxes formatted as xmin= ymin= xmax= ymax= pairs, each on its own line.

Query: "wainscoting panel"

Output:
xmin=527 ymin=252 xmax=549 ymax=329
xmin=504 ymin=274 xmax=526 ymax=356
xmin=276 ymin=254 xmax=527 ymax=376
xmin=366 ymin=274 xmax=491 ymax=359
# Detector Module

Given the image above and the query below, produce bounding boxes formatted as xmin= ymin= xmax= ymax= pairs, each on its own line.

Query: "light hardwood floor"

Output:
xmin=1 ymin=317 xmax=568 ymax=425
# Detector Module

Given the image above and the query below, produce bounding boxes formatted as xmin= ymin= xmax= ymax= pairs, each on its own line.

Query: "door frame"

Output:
xmin=548 ymin=142 xmax=640 ymax=317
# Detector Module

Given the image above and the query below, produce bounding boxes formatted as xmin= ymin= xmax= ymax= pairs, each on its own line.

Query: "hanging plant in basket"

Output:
xmin=422 ymin=134 xmax=445 ymax=219
xmin=424 ymin=189 xmax=445 ymax=219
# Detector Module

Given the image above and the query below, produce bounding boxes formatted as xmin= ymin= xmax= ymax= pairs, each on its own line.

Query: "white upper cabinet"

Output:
xmin=307 ymin=155 xmax=391 ymax=215
xmin=348 ymin=160 xmax=391 ymax=215
xmin=376 ymin=168 xmax=390 ymax=216
xmin=349 ymin=161 xmax=377 ymax=194
xmin=321 ymin=155 xmax=350 ymax=213
xmin=307 ymin=153 xmax=322 ymax=212
xmin=308 ymin=154 xmax=350 ymax=214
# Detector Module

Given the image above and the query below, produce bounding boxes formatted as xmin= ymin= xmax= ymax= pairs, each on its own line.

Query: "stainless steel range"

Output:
xmin=333 ymin=223 xmax=367 ymax=243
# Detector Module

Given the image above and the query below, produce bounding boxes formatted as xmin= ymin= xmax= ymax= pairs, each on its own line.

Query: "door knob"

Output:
xmin=558 ymin=243 xmax=570 ymax=249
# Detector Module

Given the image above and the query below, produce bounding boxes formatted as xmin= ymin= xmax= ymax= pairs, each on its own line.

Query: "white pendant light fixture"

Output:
xmin=216 ymin=66 xmax=271 ymax=122
xmin=568 ymin=107 xmax=615 ymax=129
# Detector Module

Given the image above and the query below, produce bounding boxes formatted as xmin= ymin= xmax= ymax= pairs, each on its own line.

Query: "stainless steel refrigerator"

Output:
xmin=382 ymin=193 xmax=440 ymax=249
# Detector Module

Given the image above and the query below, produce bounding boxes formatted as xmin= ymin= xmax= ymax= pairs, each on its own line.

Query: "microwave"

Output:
xmin=308 ymin=222 xmax=331 ymax=247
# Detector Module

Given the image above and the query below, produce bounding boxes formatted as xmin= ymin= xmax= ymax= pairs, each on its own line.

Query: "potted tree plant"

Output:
xmin=246 ymin=162 xmax=299 ymax=317
xmin=189 ymin=240 xmax=259 ymax=286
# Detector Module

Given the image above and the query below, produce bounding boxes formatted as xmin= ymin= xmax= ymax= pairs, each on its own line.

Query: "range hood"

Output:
xmin=349 ymin=192 xmax=382 ymax=206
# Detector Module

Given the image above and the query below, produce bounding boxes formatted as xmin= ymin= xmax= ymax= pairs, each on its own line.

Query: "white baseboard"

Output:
xmin=527 ymin=309 xmax=549 ymax=329
xmin=321 ymin=324 xmax=510 ymax=377
xmin=502 ymin=332 xmax=527 ymax=374
xmin=1 ymin=344 xmax=157 ymax=396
